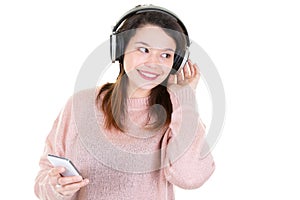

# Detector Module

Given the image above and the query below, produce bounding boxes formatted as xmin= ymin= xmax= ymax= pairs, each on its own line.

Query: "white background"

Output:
xmin=1 ymin=0 xmax=299 ymax=199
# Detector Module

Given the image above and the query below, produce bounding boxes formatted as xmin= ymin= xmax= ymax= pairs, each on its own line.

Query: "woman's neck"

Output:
xmin=127 ymin=83 xmax=151 ymax=98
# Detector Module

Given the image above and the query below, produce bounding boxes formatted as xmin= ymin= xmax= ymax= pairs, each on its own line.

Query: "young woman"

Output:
xmin=34 ymin=5 xmax=215 ymax=200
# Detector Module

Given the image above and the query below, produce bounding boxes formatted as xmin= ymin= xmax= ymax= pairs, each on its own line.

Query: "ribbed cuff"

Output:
xmin=168 ymin=85 xmax=197 ymax=108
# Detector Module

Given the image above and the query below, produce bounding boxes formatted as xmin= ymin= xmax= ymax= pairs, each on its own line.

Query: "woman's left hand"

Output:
xmin=168 ymin=60 xmax=200 ymax=91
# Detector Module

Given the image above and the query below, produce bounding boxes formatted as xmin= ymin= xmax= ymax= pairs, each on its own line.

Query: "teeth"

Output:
xmin=139 ymin=71 xmax=157 ymax=78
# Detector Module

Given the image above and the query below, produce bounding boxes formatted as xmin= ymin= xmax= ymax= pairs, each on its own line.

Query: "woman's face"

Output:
xmin=123 ymin=25 xmax=176 ymax=98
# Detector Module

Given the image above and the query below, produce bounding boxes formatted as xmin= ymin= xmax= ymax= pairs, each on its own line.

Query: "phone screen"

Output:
xmin=47 ymin=154 xmax=81 ymax=177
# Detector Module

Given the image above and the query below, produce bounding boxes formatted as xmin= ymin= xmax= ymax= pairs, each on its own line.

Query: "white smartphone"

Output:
xmin=47 ymin=154 xmax=81 ymax=177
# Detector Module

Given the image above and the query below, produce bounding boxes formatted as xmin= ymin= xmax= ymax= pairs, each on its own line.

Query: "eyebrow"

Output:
xmin=135 ymin=42 xmax=175 ymax=52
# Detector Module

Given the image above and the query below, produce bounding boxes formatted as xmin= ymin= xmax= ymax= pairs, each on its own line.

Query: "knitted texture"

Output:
xmin=34 ymin=87 xmax=215 ymax=200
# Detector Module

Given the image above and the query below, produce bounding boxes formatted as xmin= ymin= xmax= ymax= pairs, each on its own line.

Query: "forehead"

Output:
xmin=128 ymin=25 xmax=176 ymax=49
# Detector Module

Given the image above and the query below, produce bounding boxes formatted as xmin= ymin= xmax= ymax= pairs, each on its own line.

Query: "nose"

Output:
xmin=145 ymin=50 xmax=161 ymax=65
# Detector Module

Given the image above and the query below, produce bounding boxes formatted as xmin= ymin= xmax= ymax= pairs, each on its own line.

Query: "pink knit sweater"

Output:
xmin=34 ymin=86 xmax=215 ymax=200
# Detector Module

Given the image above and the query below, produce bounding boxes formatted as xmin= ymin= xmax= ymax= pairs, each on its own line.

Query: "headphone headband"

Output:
xmin=112 ymin=5 xmax=190 ymax=46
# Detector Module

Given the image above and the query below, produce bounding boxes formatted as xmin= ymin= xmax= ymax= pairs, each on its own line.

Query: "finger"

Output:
xmin=193 ymin=62 xmax=200 ymax=78
xmin=168 ymin=74 xmax=176 ymax=85
xmin=189 ymin=60 xmax=195 ymax=77
xmin=49 ymin=167 xmax=65 ymax=186
xmin=48 ymin=168 xmax=63 ymax=190
xmin=58 ymin=176 xmax=83 ymax=186
xmin=60 ymin=189 xmax=80 ymax=197
xmin=48 ymin=167 xmax=65 ymax=177
xmin=64 ymin=179 xmax=89 ymax=191
xmin=177 ymin=70 xmax=184 ymax=83
xmin=56 ymin=179 xmax=89 ymax=196
xmin=183 ymin=61 xmax=191 ymax=79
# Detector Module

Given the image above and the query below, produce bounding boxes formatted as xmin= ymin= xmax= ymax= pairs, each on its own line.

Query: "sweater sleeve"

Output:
xmin=34 ymin=97 xmax=75 ymax=200
xmin=162 ymin=86 xmax=215 ymax=189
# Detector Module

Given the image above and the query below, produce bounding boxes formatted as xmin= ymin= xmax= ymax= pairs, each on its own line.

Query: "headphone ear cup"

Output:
xmin=171 ymin=49 xmax=190 ymax=74
xmin=110 ymin=33 xmax=116 ymax=62
xmin=171 ymin=53 xmax=183 ymax=74
xmin=115 ymin=33 xmax=124 ymax=62
xmin=110 ymin=33 xmax=124 ymax=62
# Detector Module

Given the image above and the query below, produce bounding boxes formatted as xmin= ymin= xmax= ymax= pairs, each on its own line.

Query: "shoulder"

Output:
xmin=57 ymin=87 xmax=100 ymax=118
xmin=71 ymin=85 xmax=111 ymax=112
xmin=72 ymin=87 xmax=99 ymax=100
xmin=71 ymin=86 xmax=107 ymax=105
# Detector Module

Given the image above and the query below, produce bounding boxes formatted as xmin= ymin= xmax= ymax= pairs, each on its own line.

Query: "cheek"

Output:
xmin=160 ymin=57 xmax=174 ymax=73
xmin=123 ymin=55 xmax=134 ymax=73
xmin=162 ymin=61 xmax=173 ymax=74
xmin=162 ymin=68 xmax=172 ymax=79
xmin=123 ymin=53 xmax=143 ymax=73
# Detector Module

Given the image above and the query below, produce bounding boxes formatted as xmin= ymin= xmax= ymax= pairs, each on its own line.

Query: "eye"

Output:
xmin=138 ymin=47 xmax=149 ymax=53
xmin=161 ymin=53 xmax=172 ymax=59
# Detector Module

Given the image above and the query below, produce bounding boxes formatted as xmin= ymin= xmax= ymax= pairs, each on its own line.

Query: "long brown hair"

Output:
xmin=97 ymin=11 xmax=188 ymax=132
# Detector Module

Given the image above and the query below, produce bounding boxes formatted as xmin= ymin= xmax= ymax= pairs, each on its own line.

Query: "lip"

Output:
xmin=137 ymin=69 xmax=160 ymax=81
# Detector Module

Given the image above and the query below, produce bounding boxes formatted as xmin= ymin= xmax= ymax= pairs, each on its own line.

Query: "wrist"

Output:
xmin=168 ymin=85 xmax=197 ymax=106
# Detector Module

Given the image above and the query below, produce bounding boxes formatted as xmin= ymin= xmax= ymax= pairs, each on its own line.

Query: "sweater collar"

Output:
xmin=127 ymin=96 xmax=150 ymax=109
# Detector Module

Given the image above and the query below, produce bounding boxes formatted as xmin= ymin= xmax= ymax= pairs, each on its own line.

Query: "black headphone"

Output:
xmin=110 ymin=5 xmax=190 ymax=73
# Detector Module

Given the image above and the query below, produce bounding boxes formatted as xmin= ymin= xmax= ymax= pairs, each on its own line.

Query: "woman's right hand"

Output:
xmin=48 ymin=167 xmax=89 ymax=197
xmin=167 ymin=60 xmax=200 ymax=95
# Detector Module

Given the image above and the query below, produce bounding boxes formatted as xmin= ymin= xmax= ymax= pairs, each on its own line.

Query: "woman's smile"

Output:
xmin=137 ymin=69 xmax=160 ymax=80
